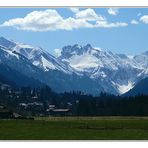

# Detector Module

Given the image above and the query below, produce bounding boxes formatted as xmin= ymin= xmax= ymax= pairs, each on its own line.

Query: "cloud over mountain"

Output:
xmin=1 ymin=8 xmax=128 ymax=31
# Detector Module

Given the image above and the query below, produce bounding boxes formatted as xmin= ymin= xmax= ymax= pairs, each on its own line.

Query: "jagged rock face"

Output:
xmin=0 ymin=36 xmax=148 ymax=95
xmin=59 ymin=44 xmax=147 ymax=94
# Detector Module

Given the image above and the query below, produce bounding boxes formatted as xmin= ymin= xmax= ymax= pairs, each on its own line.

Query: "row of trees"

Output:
xmin=0 ymin=85 xmax=148 ymax=116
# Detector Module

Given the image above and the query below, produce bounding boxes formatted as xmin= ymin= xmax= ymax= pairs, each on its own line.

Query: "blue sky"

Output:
xmin=0 ymin=8 xmax=148 ymax=56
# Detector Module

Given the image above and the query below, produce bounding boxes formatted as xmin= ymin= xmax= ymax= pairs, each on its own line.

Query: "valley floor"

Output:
xmin=0 ymin=117 xmax=148 ymax=140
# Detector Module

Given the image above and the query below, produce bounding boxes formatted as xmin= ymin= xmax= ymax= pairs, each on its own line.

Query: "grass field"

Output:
xmin=0 ymin=117 xmax=148 ymax=140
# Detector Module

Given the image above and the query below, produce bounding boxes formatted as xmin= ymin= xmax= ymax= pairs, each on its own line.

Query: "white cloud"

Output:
xmin=75 ymin=8 xmax=105 ymax=21
xmin=69 ymin=8 xmax=79 ymax=13
xmin=1 ymin=9 xmax=64 ymax=31
xmin=131 ymin=19 xmax=139 ymax=25
xmin=95 ymin=21 xmax=128 ymax=28
xmin=54 ymin=48 xmax=61 ymax=57
xmin=61 ymin=17 xmax=93 ymax=30
xmin=108 ymin=8 xmax=119 ymax=16
xmin=1 ymin=8 xmax=128 ymax=31
xmin=140 ymin=15 xmax=148 ymax=24
xmin=1 ymin=9 xmax=93 ymax=31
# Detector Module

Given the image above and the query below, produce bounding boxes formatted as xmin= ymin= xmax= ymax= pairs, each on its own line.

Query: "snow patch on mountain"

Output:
xmin=40 ymin=56 xmax=56 ymax=70
xmin=68 ymin=53 xmax=100 ymax=71
xmin=117 ymin=81 xmax=133 ymax=94
xmin=0 ymin=45 xmax=19 ymax=60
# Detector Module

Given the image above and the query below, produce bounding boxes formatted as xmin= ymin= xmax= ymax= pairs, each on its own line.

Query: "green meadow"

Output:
xmin=0 ymin=117 xmax=148 ymax=140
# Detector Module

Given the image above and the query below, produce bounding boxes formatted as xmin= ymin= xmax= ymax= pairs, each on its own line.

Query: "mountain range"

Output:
xmin=0 ymin=36 xmax=148 ymax=96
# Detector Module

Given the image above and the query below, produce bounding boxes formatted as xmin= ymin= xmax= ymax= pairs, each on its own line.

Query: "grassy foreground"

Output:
xmin=0 ymin=117 xmax=148 ymax=140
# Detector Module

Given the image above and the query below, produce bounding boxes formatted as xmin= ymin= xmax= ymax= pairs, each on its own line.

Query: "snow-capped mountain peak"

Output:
xmin=60 ymin=44 xmax=119 ymax=72
xmin=60 ymin=44 xmax=94 ymax=59
xmin=59 ymin=43 xmax=147 ymax=94
xmin=0 ymin=37 xmax=74 ymax=74
xmin=133 ymin=50 xmax=148 ymax=69
xmin=0 ymin=36 xmax=148 ymax=95
xmin=0 ymin=37 xmax=16 ymax=49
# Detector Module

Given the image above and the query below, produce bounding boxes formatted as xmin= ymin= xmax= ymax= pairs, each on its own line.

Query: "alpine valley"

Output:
xmin=0 ymin=36 xmax=148 ymax=96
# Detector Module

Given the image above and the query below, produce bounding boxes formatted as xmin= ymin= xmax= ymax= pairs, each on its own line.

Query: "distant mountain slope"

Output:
xmin=123 ymin=77 xmax=148 ymax=96
xmin=0 ymin=63 xmax=44 ymax=88
xmin=0 ymin=73 xmax=17 ymax=87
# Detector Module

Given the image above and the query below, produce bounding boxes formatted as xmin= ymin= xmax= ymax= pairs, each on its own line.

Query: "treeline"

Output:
xmin=77 ymin=94 xmax=148 ymax=116
xmin=0 ymin=85 xmax=148 ymax=116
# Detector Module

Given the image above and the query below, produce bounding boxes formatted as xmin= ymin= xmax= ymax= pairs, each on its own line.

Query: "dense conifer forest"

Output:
xmin=0 ymin=84 xmax=148 ymax=117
